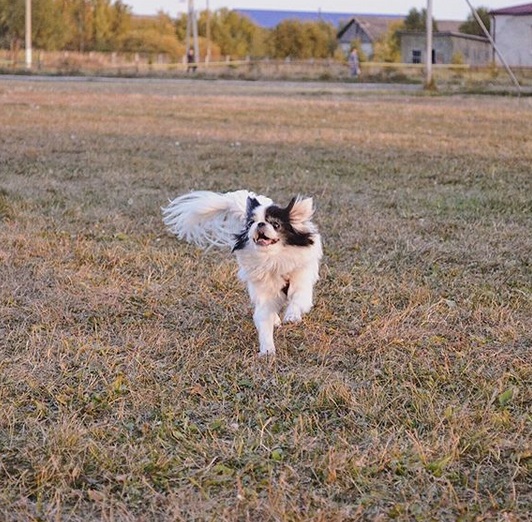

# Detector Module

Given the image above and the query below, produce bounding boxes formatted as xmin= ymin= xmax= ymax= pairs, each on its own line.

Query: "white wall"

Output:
xmin=493 ymin=14 xmax=532 ymax=67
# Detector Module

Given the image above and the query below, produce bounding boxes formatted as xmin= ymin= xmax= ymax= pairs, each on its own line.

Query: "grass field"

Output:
xmin=0 ymin=77 xmax=531 ymax=521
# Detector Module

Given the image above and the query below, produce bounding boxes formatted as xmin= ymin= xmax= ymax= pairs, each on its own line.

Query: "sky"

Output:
xmin=124 ymin=0 xmax=518 ymax=20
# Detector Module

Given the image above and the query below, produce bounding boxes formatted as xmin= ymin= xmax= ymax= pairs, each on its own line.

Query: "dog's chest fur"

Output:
xmin=235 ymin=245 xmax=313 ymax=284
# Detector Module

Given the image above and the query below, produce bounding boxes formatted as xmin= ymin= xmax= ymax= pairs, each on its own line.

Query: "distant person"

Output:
xmin=187 ymin=47 xmax=197 ymax=73
xmin=348 ymin=48 xmax=360 ymax=78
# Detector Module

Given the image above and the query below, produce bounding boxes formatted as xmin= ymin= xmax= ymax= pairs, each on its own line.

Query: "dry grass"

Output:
xmin=0 ymin=78 xmax=531 ymax=521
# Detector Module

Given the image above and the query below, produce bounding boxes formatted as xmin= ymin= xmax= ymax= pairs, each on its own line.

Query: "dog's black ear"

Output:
xmin=285 ymin=197 xmax=297 ymax=213
xmin=287 ymin=196 xmax=314 ymax=224
xmin=246 ymin=196 xmax=260 ymax=219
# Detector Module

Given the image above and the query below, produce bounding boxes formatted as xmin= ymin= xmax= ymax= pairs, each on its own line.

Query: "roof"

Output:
xmin=400 ymin=30 xmax=489 ymax=43
xmin=336 ymin=16 xmax=462 ymax=43
xmin=337 ymin=15 xmax=404 ymax=41
xmin=437 ymin=20 xmax=463 ymax=32
xmin=234 ymin=9 xmax=402 ymax=29
xmin=489 ymin=3 xmax=532 ymax=15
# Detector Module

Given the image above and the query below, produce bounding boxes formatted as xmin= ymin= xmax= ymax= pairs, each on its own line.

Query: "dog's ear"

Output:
xmin=246 ymin=196 xmax=260 ymax=219
xmin=287 ymin=196 xmax=314 ymax=224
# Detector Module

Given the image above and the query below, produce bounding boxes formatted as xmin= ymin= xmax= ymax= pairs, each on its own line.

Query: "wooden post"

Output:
xmin=25 ymin=0 xmax=32 ymax=69
xmin=425 ymin=0 xmax=434 ymax=90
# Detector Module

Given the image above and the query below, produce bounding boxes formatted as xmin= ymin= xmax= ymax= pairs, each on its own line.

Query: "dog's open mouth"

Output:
xmin=254 ymin=232 xmax=279 ymax=247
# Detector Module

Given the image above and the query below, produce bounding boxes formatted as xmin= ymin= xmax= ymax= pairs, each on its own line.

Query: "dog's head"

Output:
xmin=233 ymin=196 xmax=315 ymax=252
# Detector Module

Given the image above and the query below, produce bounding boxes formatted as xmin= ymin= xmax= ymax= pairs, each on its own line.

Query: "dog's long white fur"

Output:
xmin=163 ymin=189 xmax=322 ymax=355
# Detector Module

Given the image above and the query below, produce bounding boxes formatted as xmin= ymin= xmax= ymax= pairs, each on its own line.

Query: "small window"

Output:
xmin=412 ymin=50 xmax=421 ymax=64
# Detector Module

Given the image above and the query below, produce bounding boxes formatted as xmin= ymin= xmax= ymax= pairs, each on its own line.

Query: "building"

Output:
xmin=336 ymin=15 xmax=404 ymax=58
xmin=400 ymin=31 xmax=491 ymax=65
xmin=234 ymin=9 xmax=354 ymax=29
xmin=490 ymin=3 xmax=532 ymax=67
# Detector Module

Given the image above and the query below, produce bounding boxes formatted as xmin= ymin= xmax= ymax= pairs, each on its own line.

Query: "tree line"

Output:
xmin=0 ymin=0 xmax=339 ymax=60
xmin=0 ymin=1 xmax=491 ymax=62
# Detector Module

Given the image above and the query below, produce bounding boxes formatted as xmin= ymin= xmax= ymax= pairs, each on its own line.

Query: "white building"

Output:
xmin=490 ymin=3 xmax=532 ymax=67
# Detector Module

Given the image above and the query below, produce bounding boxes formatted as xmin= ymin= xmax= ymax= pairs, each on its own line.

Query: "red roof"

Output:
xmin=490 ymin=3 xmax=532 ymax=15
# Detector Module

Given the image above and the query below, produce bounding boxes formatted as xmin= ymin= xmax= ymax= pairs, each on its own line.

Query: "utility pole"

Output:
xmin=186 ymin=0 xmax=200 ymax=67
xmin=425 ymin=0 xmax=434 ymax=89
xmin=25 ymin=0 xmax=32 ymax=69
xmin=206 ymin=0 xmax=211 ymax=66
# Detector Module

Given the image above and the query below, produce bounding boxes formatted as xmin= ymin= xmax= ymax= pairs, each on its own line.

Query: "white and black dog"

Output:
xmin=162 ymin=190 xmax=322 ymax=355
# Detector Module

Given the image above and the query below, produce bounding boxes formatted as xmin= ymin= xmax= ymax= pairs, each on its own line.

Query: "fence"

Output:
xmin=1 ymin=49 xmax=531 ymax=87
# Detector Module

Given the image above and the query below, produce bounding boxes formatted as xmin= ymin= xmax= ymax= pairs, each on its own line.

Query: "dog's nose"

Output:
xmin=257 ymin=222 xmax=266 ymax=228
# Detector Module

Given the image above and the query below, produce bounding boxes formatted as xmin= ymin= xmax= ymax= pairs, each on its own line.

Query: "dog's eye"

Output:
xmin=271 ymin=221 xmax=280 ymax=230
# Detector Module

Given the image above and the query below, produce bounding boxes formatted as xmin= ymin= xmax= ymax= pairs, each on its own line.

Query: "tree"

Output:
xmin=0 ymin=0 xmax=26 ymax=57
xmin=92 ymin=0 xmax=113 ymax=50
xmin=459 ymin=7 xmax=490 ymax=36
xmin=57 ymin=0 xmax=132 ymax=52
xmin=304 ymin=21 xmax=337 ymax=59
xmin=0 ymin=0 xmax=66 ymax=56
xmin=270 ymin=20 xmax=304 ymax=58
xmin=32 ymin=0 xmax=66 ymax=50
xmin=62 ymin=0 xmax=94 ymax=52
xmin=373 ymin=20 xmax=403 ymax=63
xmin=269 ymin=19 xmax=337 ymax=59
xmin=208 ymin=8 xmax=262 ymax=58
xmin=110 ymin=0 xmax=131 ymax=38
xmin=120 ymin=11 xmax=182 ymax=57
xmin=404 ymin=7 xmax=438 ymax=32
xmin=176 ymin=8 xmax=268 ymax=59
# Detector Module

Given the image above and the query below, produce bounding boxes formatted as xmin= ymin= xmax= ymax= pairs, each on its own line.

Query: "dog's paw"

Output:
xmin=283 ymin=306 xmax=302 ymax=323
xmin=258 ymin=347 xmax=276 ymax=357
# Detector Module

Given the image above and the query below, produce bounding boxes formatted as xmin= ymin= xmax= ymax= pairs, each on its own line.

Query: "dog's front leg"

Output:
xmin=284 ymin=269 xmax=316 ymax=323
xmin=253 ymin=302 xmax=278 ymax=356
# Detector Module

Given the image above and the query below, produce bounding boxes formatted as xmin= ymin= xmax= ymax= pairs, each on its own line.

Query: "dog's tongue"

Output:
xmin=256 ymin=237 xmax=273 ymax=246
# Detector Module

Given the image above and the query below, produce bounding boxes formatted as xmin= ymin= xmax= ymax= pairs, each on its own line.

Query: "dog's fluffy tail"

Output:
xmin=162 ymin=190 xmax=272 ymax=249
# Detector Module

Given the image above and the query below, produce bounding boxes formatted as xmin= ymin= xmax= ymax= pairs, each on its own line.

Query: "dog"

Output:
xmin=162 ymin=190 xmax=323 ymax=355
